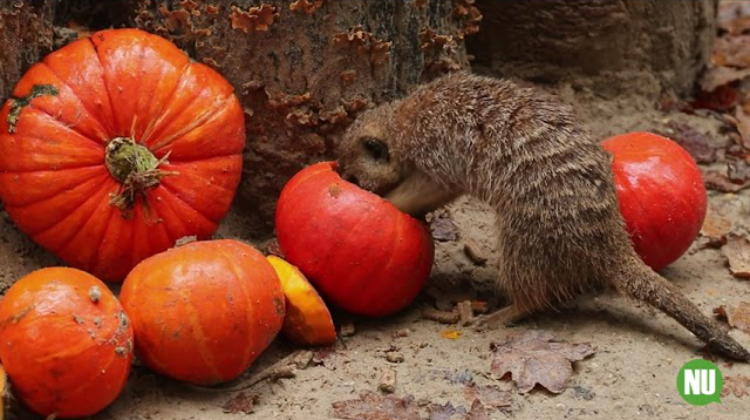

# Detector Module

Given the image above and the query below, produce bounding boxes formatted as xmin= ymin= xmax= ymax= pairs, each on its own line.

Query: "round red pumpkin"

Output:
xmin=275 ymin=162 xmax=434 ymax=317
xmin=0 ymin=28 xmax=245 ymax=282
xmin=0 ymin=267 xmax=132 ymax=418
xmin=602 ymin=132 xmax=707 ymax=271
xmin=119 ymin=240 xmax=285 ymax=385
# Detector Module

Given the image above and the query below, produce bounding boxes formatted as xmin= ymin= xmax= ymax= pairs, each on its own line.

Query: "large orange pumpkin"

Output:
xmin=0 ymin=28 xmax=245 ymax=282
xmin=119 ymin=240 xmax=285 ymax=385
xmin=0 ymin=267 xmax=133 ymax=418
xmin=275 ymin=162 xmax=434 ymax=317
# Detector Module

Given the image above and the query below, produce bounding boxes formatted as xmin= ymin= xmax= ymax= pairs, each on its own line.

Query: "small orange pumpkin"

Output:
xmin=0 ymin=268 xmax=132 ymax=418
xmin=120 ymin=240 xmax=285 ymax=385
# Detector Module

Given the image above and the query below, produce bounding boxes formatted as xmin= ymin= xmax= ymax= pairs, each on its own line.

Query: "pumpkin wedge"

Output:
xmin=267 ymin=255 xmax=337 ymax=346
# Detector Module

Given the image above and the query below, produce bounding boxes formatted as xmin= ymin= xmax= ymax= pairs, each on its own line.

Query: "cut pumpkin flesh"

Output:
xmin=267 ymin=255 xmax=337 ymax=346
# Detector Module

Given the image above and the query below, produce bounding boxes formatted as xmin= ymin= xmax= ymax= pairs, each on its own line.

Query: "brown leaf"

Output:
xmin=463 ymin=385 xmax=512 ymax=408
xmin=734 ymin=105 xmax=750 ymax=149
xmin=429 ymin=210 xmax=459 ymax=242
xmin=427 ymin=402 xmax=464 ymax=420
xmin=312 ymin=346 xmax=336 ymax=365
xmin=703 ymin=170 xmax=750 ymax=193
xmin=728 ymin=159 xmax=750 ymax=183
xmin=222 ymin=392 xmax=259 ymax=414
xmin=490 ymin=330 xmax=595 ymax=394
xmin=700 ymin=66 xmax=750 ymax=92
xmin=465 ymin=400 xmax=489 ymax=420
xmin=730 ymin=15 xmax=750 ymax=36
xmin=723 ymin=235 xmax=750 ymax=278
xmin=655 ymin=122 xmax=716 ymax=163
xmin=657 ymin=91 xmax=690 ymax=112
xmin=700 ymin=204 xmax=732 ymax=244
xmin=719 ymin=1 xmax=750 ymax=34
xmin=691 ymin=85 xmax=738 ymax=112
xmin=332 ymin=392 xmax=423 ymax=420
xmin=723 ymin=375 xmax=750 ymax=398
xmin=714 ymin=302 xmax=750 ymax=334
xmin=713 ymin=36 xmax=750 ymax=68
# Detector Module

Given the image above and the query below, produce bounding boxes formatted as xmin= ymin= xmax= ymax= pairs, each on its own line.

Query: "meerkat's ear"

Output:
xmin=361 ymin=137 xmax=390 ymax=163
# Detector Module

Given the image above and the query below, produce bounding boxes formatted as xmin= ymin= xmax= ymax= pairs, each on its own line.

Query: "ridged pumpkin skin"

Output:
xmin=0 ymin=268 xmax=133 ymax=419
xmin=0 ymin=28 xmax=245 ymax=282
xmin=275 ymin=162 xmax=434 ymax=317
xmin=603 ymin=132 xmax=707 ymax=271
xmin=120 ymin=240 xmax=285 ymax=385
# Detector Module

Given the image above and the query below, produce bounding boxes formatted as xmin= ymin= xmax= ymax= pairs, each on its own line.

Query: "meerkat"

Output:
xmin=336 ymin=72 xmax=750 ymax=361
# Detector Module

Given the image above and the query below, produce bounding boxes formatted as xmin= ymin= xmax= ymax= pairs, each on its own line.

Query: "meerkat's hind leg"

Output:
xmin=473 ymin=303 xmax=532 ymax=331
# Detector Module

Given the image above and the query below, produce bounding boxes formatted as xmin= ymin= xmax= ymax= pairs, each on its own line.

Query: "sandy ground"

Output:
xmin=3 ymin=85 xmax=750 ymax=419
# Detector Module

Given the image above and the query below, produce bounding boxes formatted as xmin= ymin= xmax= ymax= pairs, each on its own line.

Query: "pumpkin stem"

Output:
xmin=105 ymin=137 xmax=176 ymax=216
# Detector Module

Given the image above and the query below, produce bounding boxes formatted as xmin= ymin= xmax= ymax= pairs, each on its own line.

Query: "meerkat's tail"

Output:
xmin=611 ymin=256 xmax=750 ymax=361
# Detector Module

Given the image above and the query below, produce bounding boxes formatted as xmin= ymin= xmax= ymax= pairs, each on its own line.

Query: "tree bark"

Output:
xmin=0 ymin=1 xmax=55 ymax=100
xmin=468 ymin=0 xmax=717 ymax=97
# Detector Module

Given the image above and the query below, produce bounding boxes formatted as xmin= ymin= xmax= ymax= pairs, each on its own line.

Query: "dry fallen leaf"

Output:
xmin=722 ymin=235 xmax=750 ymax=279
xmin=700 ymin=204 xmax=733 ymax=243
xmin=703 ymin=170 xmax=750 ymax=193
xmin=719 ymin=0 xmax=750 ymax=34
xmin=691 ymin=85 xmax=738 ymax=112
xmin=463 ymin=385 xmax=512 ymax=408
xmin=723 ymin=375 xmax=750 ymax=398
xmin=332 ymin=392 xmax=422 ymax=420
xmin=656 ymin=122 xmax=717 ymax=164
xmin=714 ymin=36 xmax=750 ymax=68
xmin=464 ymin=400 xmax=490 ymax=420
xmin=714 ymin=302 xmax=750 ymax=334
xmin=728 ymin=159 xmax=750 ymax=184
xmin=700 ymin=66 xmax=750 ymax=92
xmin=429 ymin=210 xmax=459 ymax=242
xmin=222 ymin=392 xmax=259 ymax=414
xmin=734 ymin=105 xmax=750 ymax=149
xmin=427 ymin=402 xmax=464 ymax=420
xmin=490 ymin=330 xmax=595 ymax=394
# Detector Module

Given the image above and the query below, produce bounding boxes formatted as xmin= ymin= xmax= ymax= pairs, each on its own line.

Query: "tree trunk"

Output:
xmin=125 ymin=0 xmax=478 ymax=237
xmin=468 ymin=0 xmax=717 ymax=97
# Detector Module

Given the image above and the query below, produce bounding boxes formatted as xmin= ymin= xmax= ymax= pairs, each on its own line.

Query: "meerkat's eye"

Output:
xmin=361 ymin=137 xmax=389 ymax=163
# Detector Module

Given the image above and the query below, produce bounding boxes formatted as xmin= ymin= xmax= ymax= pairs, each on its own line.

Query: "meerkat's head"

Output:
xmin=337 ymin=102 xmax=408 ymax=196
xmin=337 ymin=101 xmax=460 ymax=217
